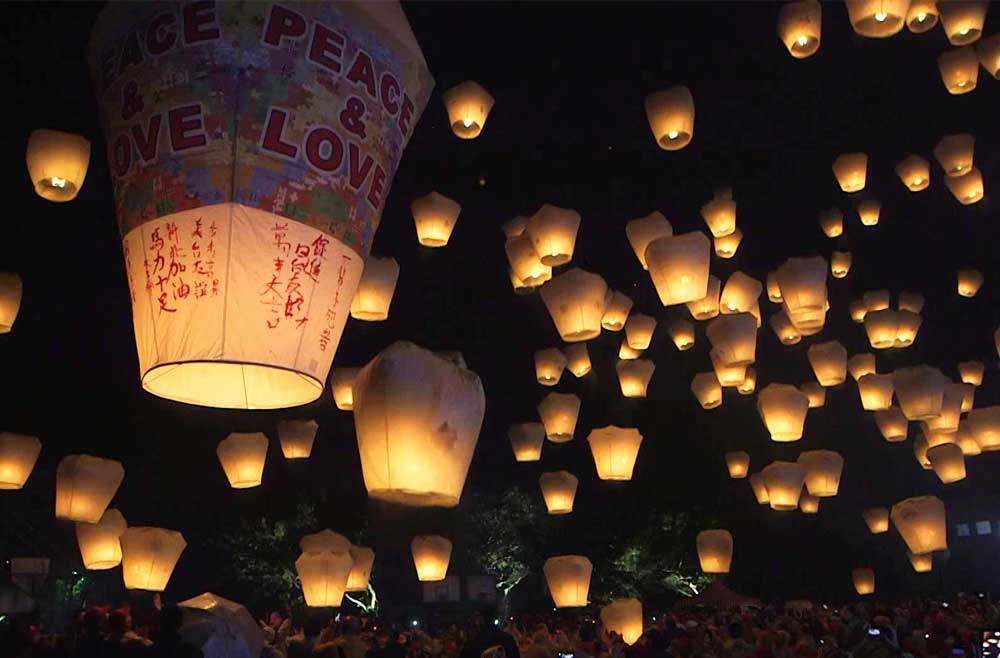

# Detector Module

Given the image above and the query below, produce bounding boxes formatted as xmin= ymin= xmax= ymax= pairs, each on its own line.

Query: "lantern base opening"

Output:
xmin=418 ymin=237 xmax=449 ymax=248
xmin=34 ymin=178 xmax=79 ymax=202
xmin=770 ymin=504 xmax=798 ymax=511
xmin=368 ymin=488 xmax=460 ymax=508
xmin=539 ymin=254 xmax=572 ymax=267
xmin=548 ymin=433 xmax=573 ymax=443
xmin=85 ymin=560 xmax=122 ymax=570
xmin=0 ymin=481 xmax=25 ymax=490
xmin=350 ymin=310 xmax=390 ymax=321
xmin=450 ymin=121 xmax=482 ymax=139
xmin=142 ymin=360 xmax=323 ymax=410
xmin=658 ymin=132 xmax=692 ymax=150
xmin=230 ymin=479 xmax=263 ymax=489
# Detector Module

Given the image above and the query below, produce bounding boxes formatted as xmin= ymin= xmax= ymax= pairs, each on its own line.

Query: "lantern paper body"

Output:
xmin=506 ymin=235 xmax=552 ymax=286
xmin=76 ymin=509 xmax=127 ymax=570
xmin=626 ymin=212 xmax=672 ymax=270
xmin=687 ymin=276 xmax=722 ymax=321
xmin=644 ymin=86 xmax=695 ymax=150
xmin=346 ymin=545 xmax=375 ymax=592
xmin=701 ymin=197 xmax=737 ymax=238
xmin=646 ymin=232 xmax=711 ymax=306
xmin=509 ymin=272 xmax=537 ymax=295
xmin=798 ymin=450 xmax=844 ymax=497
xmin=819 ymin=208 xmax=844 ymax=238
xmin=442 ymin=81 xmax=493 ymax=139
xmin=216 ymin=433 xmax=268 ymax=489
xmin=601 ymin=599 xmax=643 ymax=646
xmin=928 ymin=444 xmax=966 ymax=483
xmin=502 ymin=216 xmax=526 ymax=238
xmin=526 ymin=205 xmax=581 ymax=266
xmin=725 ymin=451 xmax=750 ymax=479
xmin=779 ymin=0 xmax=822 ymax=58
xmin=538 ymin=393 xmax=581 ymax=443
xmin=120 ymin=527 xmax=186 ymax=592
xmin=846 ymin=0 xmax=908 ymax=36
xmin=758 ymin=384 xmax=809 ymax=442
xmin=957 ymin=269 xmax=983 ymax=297
xmin=908 ymin=552 xmax=933 ymax=573
xmin=351 ymin=257 xmax=400 ymax=322
xmin=830 ymin=252 xmax=851 ymax=279
xmin=894 ymin=366 xmax=948 ymax=420
xmin=865 ymin=309 xmax=901 ymax=349
xmin=849 ymin=300 xmax=867 ymax=323
xmin=617 ymin=360 xmax=655 ymax=398
xmin=509 ymin=423 xmax=545 ymax=462
xmin=720 ymin=272 xmax=762 ymax=314
xmin=969 ymin=406 xmax=1000 ymax=451
xmin=89 ymin=3 xmax=432 ymax=410
xmin=331 ymin=368 xmax=359 ymax=411
xmin=858 ymin=374 xmax=894 ymax=411
xmin=896 ymin=155 xmax=931 ymax=191
xmin=0 ymin=432 xmax=41 ymax=490
xmin=619 ymin=340 xmax=642 ymax=360
xmin=278 ymin=419 xmax=318 ymax=459
xmin=707 ymin=313 xmax=757 ymax=368
xmin=762 ymin=461 xmax=806 ymax=511
xmin=775 ymin=256 xmax=827 ymax=333
xmin=924 ymin=383 xmax=964 ymax=433
xmin=539 ymin=471 xmax=578 ymax=515
xmin=739 ymin=368 xmax=757 ymax=395
xmin=296 ymin=550 xmax=353 ymax=606
xmin=914 ymin=435 xmax=932 ymax=469
xmin=714 ymin=229 xmax=743 ymax=259
xmin=301 ymin=529 xmax=351 ymax=554
xmin=907 ymin=0 xmax=939 ymax=31
xmin=978 ymin=32 xmax=1000 ymax=77
xmin=939 ymin=1 xmax=988 ymax=45
xmin=958 ymin=361 xmax=984 ymax=386
xmin=848 ymin=353 xmax=877 ymax=381
xmin=26 ymin=129 xmax=90 ymax=202
xmin=832 ymin=152 xmax=868 ymax=192
xmin=352 ymin=342 xmax=485 ymax=507
xmin=939 ymin=46 xmax=980 ymax=94
xmin=711 ymin=350 xmax=748 ymax=388
xmin=800 ymin=382 xmax=826 ymax=408
xmin=955 ymin=425 xmax=982 ymax=456
xmin=667 ymin=317 xmax=696 ymax=351
xmin=540 ymin=269 xmax=608 ymax=342
xmin=852 ymin=568 xmax=875 ymax=595
xmin=544 ymin=555 xmax=592 ymax=608
xmin=535 ymin=348 xmax=568 ymax=386
xmin=934 ymin=134 xmax=975 ymax=176
xmin=697 ymin=530 xmax=733 ymax=573
xmin=770 ymin=311 xmax=802 ymax=345
xmin=894 ymin=310 xmax=922 ymax=347
xmin=624 ymin=314 xmax=656 ymax=350
xmin=55 ymin=455 xmax=124 ymax=523
xmin=564 ymin=343 xmax=592 ymax=377
xmin=602 ymin=291 xmax=634 ymax=331
xmin=863 ymin=507 xmax=890 ymax=534
xmin=857 ymin=200 xmax=880 ymax=226
xmin=807 ymin=341 xmax=847 ymax=387
xmin=750 ymin=473 xmax=770 ymax=504
xmin=411 ymin=191 xmax=461 ymax=247
xmin=0 ymin=273 xmax=23 ymax=334
xmin=692 ymin=373 xmax=723 ymax=409
xmin=864 ymin=289 xmax=889 ymax=311
xmin=799 ymin=494 xmax=820 ymax=514
xmin=898 ymin=291 xmax=925 ymax=313
xmin=766 ymin=273 xmax=783 ymax=303
xmin=891 ymin=496 xmax=948 ymax=554
xmin=411 ymin=535 xmax=451 ymax=582
xmin=587 ymin=426 xmax=642 ymax=481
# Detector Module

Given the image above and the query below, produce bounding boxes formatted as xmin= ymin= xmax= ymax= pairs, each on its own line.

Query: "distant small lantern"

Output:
xmin=687 ymin=275 xmax=722 ymax=320
xmin=350 ymin=257 xmax=400 ymax=321
xmin=539 ymin=471 xmax=579 ymax=515
xmin=701 ymin=197 xmax=737 ymax=238
xmin=625 ymin=313 xmax=657 ymax=350
xmin=297 ymin=549 xmax=353 ymax=606
xmin=933 ymin=133 xmax=975 ymax=177
xmin=758 ymin=384 xmax=809 ymax=442
xmin=707 ymin=313 xmax=758 ymax=368
xmin=725 ymin=451 xmax=750 ymax=479
xmin=894 ymin=365 xmax=948 ymax=420
xmin=938 ymin=46 xmax=980 ymax=94
xmin=602 ymin=291 xmax=634 ymax=331
xmin=120 ymin=527 xmax=186 ymax=592
xmin=526 ymin=205 xmax=581 ymax=266
xmin=800 ymin=382 xmax=826 ymax=408
xmin=863 ymin=507 xmax=890 ymax=534
xmin=830 ymin=251 xmax=852 ymax=279
xmin=848 ymin=353 xmax=877 ymax=381
xmin=876 ymin=407 xmax=909 ymax=441
xmin=857 ymin=199 xmax=881 ymax=226
xmin=977 ymin=32 xmax=1000 ymax=77
xmin=506 ymin=235 xmax=552 ymax=286
xmin=778 ymin=0 xmax=822 ymax=58
xmin=819 ymin=208 xmax=844 ymax=238
xmin=938 ymin=0 xmax=988 ymax=45
xmin=509 ymin=423 xmax=545 ymax=462
xmin=587 ymin=426 xmax=643 ymax=481
xmin=739 ymin=367 xmax=757 ymax=396
xmin=775 ymin=256 xmax=828 ymax=333
xmin=799 ymin=494 xmax=820 ymax=514
xmin=76 ymin=509 xmax=127 ymax=570
xmin=0 ymin=272 xmax=22 ymax=334
xmin=895 ymin=155 xmax=931 ymax=192
xmin=217 ymin=432 xmax=268 ymax=489
xmin=914 ymin=434 xmax=932 ymax=469
xmin=544 ymin=555 xmax=592 ymax=608
xmin=858 ymin=374 xmax=894 ymax=411
xmin=644 ymin=86 xmax=695 ymax=151
xmin=766 ymin=272 xmax=783 ymax=303
xmin=955 ymin=424 xmax=982 ymax=456
xmin=750 ymin=473 xmax=770 ymax=504
xmin=617 ymin=360 xmax=655 ymax=398
xmin=891 ymin=495 xmax=948 ymax=554
xmin=626 ymin=212 xmax=673 ymax=270
xmin=278 ymin=419 xmax=318 ymax=460
xmin=711 ymin=350 xmax=748 ymax=388
xmin=769 ymin=310 xmax=802 ymax=345
xmin=601 ymin=599 xmax=644 ymax=646
xmin=540 ymin=269 xmax=608 ymax=342
xmin=845 ymin=0 xmax=908 ymax=36
xmin=713 ymin=229 xmax=743 ymax=259
xmin=853 ymin=568 xmax=875 ymax=595
xmin=958 ymin=361 xmax=984 ymax=386
xmin=865 ymin=309 xmax=901 ymax=349
xmin=909 ymin=552 xmax=933 ymax=573
xmin=762 ymin=461 xmax=806 ymax=511
xmin=55 ymin=454 xmax=124 ymax=523
xmin=906 ymin=0 xmax=939 ymax=32
xmin=898 ymin=291 xmax=925 ymax=313
xmin=697 ymin=529 xmax=734 ymax=573
xmin=442 ymin=81 xmax=494 ymax=139
xmin=411 ymin=191 xmax=461 ymax=247
xmin=957 ymin=269 xmax=984 ymax=297
xmin=720 ymin=272 xmax=763 ymax=314
xmin=928 ymin=443 xmax=966 ymax=483
xmin=535 ymin=348 xmax=568 ymax=386
xmin=619 ymin=340 xmax=642 ymax=360
xmin=646 ymin=232 xmax=712 ymax=306
xmin=807 ymin=341 xmax=847 ymax=387
xmin=502 ymin=216 xmax=527 ymax=238
xmin=346 ymin=545 xmax=376 ymax=592
xmin=538 ymin=393 xmax=581 ymax=443
xmin=331 ymin=367 xmax=359 ymax=411
xmin=692 ymin=373 xmax=723 ymax=409
xmin=798 ymin=450 xmax=844 ymax=497
xmin=849 ymin=299 xmax=867 ymax=323
xmin=26 ymin=129 xmax=91 ymax=202
xmin=0 ymin=432 xmax=41 ymax=490
xmin=666 ymin=316 xmax=696 ymax=351
xmin=411 ymin=535 xmax=452 ymax=582
xmin=968 ymin=406 xmax=1000 ymax=452
xmin=564 ymin=343 xmax=592 ymax=377
xmin=832 ymin=152 xmax=868 ymax=192
xmin=894 ymin=310 xmax=922 ymax=347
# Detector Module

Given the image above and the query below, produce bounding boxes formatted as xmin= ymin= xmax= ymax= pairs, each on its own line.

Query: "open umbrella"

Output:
xmin=178 ymin=593 xmax=264 ymax=658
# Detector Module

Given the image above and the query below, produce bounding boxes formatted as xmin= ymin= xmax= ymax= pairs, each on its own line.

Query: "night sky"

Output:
xmin=2 ymin=1 xmax=1000 ymax=611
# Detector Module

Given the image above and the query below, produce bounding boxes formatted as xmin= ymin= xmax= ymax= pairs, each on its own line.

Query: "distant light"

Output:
xmin=72 ymin=571 xmax=78 ymax=576
xmin=667 ymin=130 xmax=679 ymax=139
xmin=875 ymin=12 xmax=887 ymax=22
xmin=411 ymin=620 xmax=419 ymax=627
xmin=478 ymin=176 xmax=486 ymax=187
xmin=797 ymin=36 xmax=808 ymax=46
xmin=960 ymin=28 xmax=970 ymax=36
xmin=494 ymin=619 xmax=499 ymax=626
xmin=51 ymin=176 xmax=67 ymax=188
xmin=957 ymin=80 xmax=968 ymax=87
xmin=462 ymin=117 xmax=474 ymax=128
xmin=956 ymin=165 xmax=964 ymax=172
xmin=916 ymin=12 xmax=927 ymax=22
xmin=912 ymin=178 xmax=923 ymax=186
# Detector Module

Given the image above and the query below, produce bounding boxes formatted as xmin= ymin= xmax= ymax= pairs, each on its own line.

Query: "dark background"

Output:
xmin=2 ymin=1 xmax=1000 ymax=612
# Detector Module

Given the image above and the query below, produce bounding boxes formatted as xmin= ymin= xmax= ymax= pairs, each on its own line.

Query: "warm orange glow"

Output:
xmin=807 ymin=341 xmax=847 ymax=386
xmin=616 ymin=359 xmax=655 ymax=398
xmin=667 ymin=316 xmax=696 ymax=351
xmin=707 ymin=312 xmax=758 ymax=368
xmin=977 ymin=33 xmax=1000 ymax=78
xmin=538 ymin=393 xmax=581 ymax=443
xmin=957 ymin=361 xmax=984 ymax=386
xmin=411 ymin=191 xmax=461 ymax=247
xmin=646 ymin=232 xmax=712 ymax=305
xmin=76 ymin=509 xmax=127 ymax=570
xmin=938 ymin=1 xmax=987 ymax=45
xmin=938 ymin=46 xmax=980 ymax=94
xmin=798 ymin=450 xmax=844 ymax=497
xmin=691 ymin=372 xmax=723 ymax=409
xmin=898 ymin=291 xmax=925 ymax=313
xmin=738 ymin=367 xmax=757 ymax=396
xmin=769 ymin=310 xmax=802 ymax=345
xmin=540 ymin=269 xmax=608 ymax=341
xmin=832 ymin=152 xmax=867 ymax=192
xmin=0 ymin=272 xmax=22 ymax=334
xmin=544 ymin=555 xmax=592 ymax=607
xmin=601 ymin=599 xmax=644 ymax=646
xmin=778 ymin=0 xmax=822 ymax=58
xmin=297 ymin=550 xmax=353 ymax=606
xmin=856 ymin=199 xmax=881 ymax=226
xmin=697 ymin=529 xmax=733 ymax=573
xmin=700 ymin=196 xmax=737 ymax=238
xmin=713 ymin=229 xmax=743 ymax=259
xmin=891 ymin=495 xmax=948 ymax=554
xmin=968 ymin=406 xmax=1000 ymax=452
xmin=587 ymin=426 xmax=643 ymax=481
xmin=762 ymin=461 xmax=806 ymax=511
xmin=216 ymin=432 xmax=268 ymax=489
xmin=750 ymin=473 xmax=770 ymax=504
xmin=957 ymin=269 xmax=984 ymax=297
xmin=442 ymin=81 xmax=494 ymax=139
xmin=277 ymin=419 xmax=318 ymax=460
xmin=624 ymin=313 xmax=657 ymax=350
xmin=906 ymin=0 xmax=939 ymax=32
xmin=774 ymin=256 xmax=828 ymax=333
xmin=564 ymin=343 xmax=592 ymax=377
xmin=933 ymin=133 xmax=975 ymax=177
xmin=858 ymin=374 xmax=894 ymax=411
xmin=350 ymin=257 xmax=400 ymax=321
xmin=686 ymin=275 xmax=721 ymax=320
xmin=908 ymin=552 xmax=933 ymax=573
xmin=863 ymin=507 xmax=889 ymax=534
xmin=539 ymin=471 xmax=578 ymax=515
xmin=831 ymin=251 xmax=851 ymax=278
xmin=725 ymin=451 xmax=750 ymax=478
xmin=120 ymin=527 xmax=186 ymax=592
xmin=864 ymin=309 xmax=900 ymax=349
xmin=0 ymin=432 xmax=41 ymax=490
xmin=602 ymin=291 xmax=634 ymax=331
xmin=411 ymin=535 xmax=452 ymax=582
xmin=535 ymin=348 xmax=568 ymax=386
xmin=509 ymin=423 xmax=545 ymax=462
xmin=26 ymin=129 xmax=91 ymax=202
xmin=894 ymin=365 xmax=948 ymax=421
xmin=818 ymin=208 xmax=843 ymax=238
xmin=852 ymin=568 xmax=875 ymax=595
xmin=800 ymin=382 xmax=825 ymax=408
xmin=346 ymin=545 xmax=376 ymax=592
xmin=895 ymin=154 xmax=931 ymax=191
xmin=846 ymin=0 xmax=908 ymax=36
xmin=331 ymin=367 xmax=359 ymax=411
xmin=848 ymin=353 xmax=876 ymax=381
xmin=55 ymin=454 xmax=124 ymax=523
xmin=626 ymin=212 xmax=673 ymax=270
xmin=644 ymin=86 xmax=695 ymax=150
xmin=799 ymin=494 xmax=820 ymax=514
xmin=506 ymin=234 xmax=552 ymax=286
xmin=757 ymin=384 xmax=809 ymax=442
xmin=720 ymin=272 xmax=762 ymax=314
xmin=526 ymin=205 xmax=581 ymax=266
xmin=928 ymin=443 xmax=966 ymax=483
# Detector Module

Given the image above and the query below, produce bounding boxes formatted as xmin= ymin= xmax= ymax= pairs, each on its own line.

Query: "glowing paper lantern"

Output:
xmin=875 ymin=407 xmax=908 ymax=441
xmin=766 ymin=273 xmax=782 ymax=303
xmin=819 ymin=208 xmax=844 ymax=238
xmin=958 ymin=361 xmax=984 ymax=386
xmin=26 ymin=129 xmax=90 ymax=202
xmin=692 ymin=373 xmax=723 ymax=409
xmin=626 ymin=212 xmax=672 ymax=270
xmin=914 ymin=434 xmax=932 ymax=469
xmin=509 ymin=423 xmax=545 ymax=462
xmin=646 ymin=232 xmax=711 ymax=306
xmin=928 ymin=443 xmax=966 ymax=483
xmin=539 ymin=471 xmax=578 ymax=515
xmin=345 ymin=545 xmax=375 ymax=592
xmin=644 ymin=86 xmax=695 ymax=150
xmin=856 ymin=374 xmax=893 ymax=411
xmin=924 ymin=383 xmax=964 ymax=433
xmin=799 ymin=494 xmax=820 ymax=514
xmin=865 ymin=309 xmax=901 ymax=349
xmin=864 ymin=288 xmax=889 ymax=311
xmin=907 ymin=0 xmax=939 ymax=31
xmin=619 ymin=340 xmax=642 ymax=360
xmin=800 ymin=382 xmax=826 ymax=408
xmin=938 ymin=1 xmax=988 ymax=45
xmin=977 ymin=33 xmax=1000 ymax=77
xmin=896 ymin=155 xmax=931 ymax=191
xmin=852 ymin=568 xmax=875 ymax=595
xmin=934 ymin=133 xmax=975 ymax=176
xmin=769 ymin=310 xmax=801 ymax=345
xmin=601 ymin=599 xmax=643 ymax=646
xmin=76 ymin=509 xmax=127 ymax=570
xmin=960 ymin=384 xmax=976 ymax=412
xmin=411 ymin=535 xmax=451 ymax=582
xmin=857 ymin=199 xmax=880 ymax=226
xmin=616 ymin=360 xmax=655 ymax=398
xmin=898 ymin=291 xmax=925 ymax=313
xmin=711 ymin=350 xmax=748 ymax=388
xmin=762 ymin=461 xmax=806 ymax=511
xmin=540 ymin=269 xmax=608 ymax=342
xmin=739 ymin=368 xmax=757 ymax=396
xmin=701 ymin=197 xmax=737 ymax=238
xmin=894 ymin=365 xmax=948 ymax=420
xmin=957 ymin=269 xmax=984 ymax=297
xmin=0 ymin=273 xmax=22 ymax=334
xmin=807 ymin=341 xmax=847 ymax=387
xmin=720 ymin=272 xmax=762 ymax=314
xmin=830 ymin=252 xmax=851 ymax=279
xmin=544 ymin=555 xmax=592 ymax=608
xmin=297 ymin=550 xmax=353 ymax=606
xmin=442 ymin=81 xmax=494 ymax=139
xmin=849 ymin=299 xmax=867 ymax=323
xmin=331 ymin=367 xmax=358 ymax=411
xmin=687 ymin=275 xmax=721 ymax=320
xmin=55 ymin=455 xmax=124 ymax=523
xmin=955 ymin=424 xmax=982 ymax=456
xmin=758 ymin=384 xmax=809 ymax=442
xmin=587 ymin=426 xmax=642 ymax=481
xmin=526 ymin=205 xmax=581 ymax=266
xmin=538 ymin=393 xmax=581 ymax=443
xmin=535 ymin=348 xmax=568 ymax=386
xmin=725 ymin=451 xmax=750 ymax=479
xmin=564 ymin=343 xmax=592 ymax=377
xmin=506 ymin=235 xmax=551 ymax=286
xmin=908 ymin=552 xmax=933 ymax=573
xmin=707 ymin=313 xmax=757 ymax=368
xmin=798 ymin=450 xmax=844 ymax=497
xmin=968 ymin=406 xmax=1000 ymax=451
xmin=832 ymin=152 xmax=868 ymax=192
xmin=0 ymin=432 xmax=41 ymax=490
xmin=891 ymin=495 xmax=948 ymax=554
xmin=624 ymin=313 xmax=656 ymax=350
xmin=502 ymin=216 xmax=527 ymax=238
xmin=774 ymin=256 xmax=827 ymax=333
xmin=277 ymin=419 xmax=318 ymax=459
xmin=778 ymin=0 xmax=822 ymax=58
xmin=750 ymin=473 xmax=770 ymax=504
xmin=863 ymin=507 xmax=889 ymax=533
xmin=353 ymin=342 xmax=485 ymax=507
xmin=848 ymin=353 xmax=877 ymax=381
xmin=216 ymin=432 xmax=268 ymax=489
xmin=713 ymin=229 xmax=743 ymax=259
xmin=696 ymin=530 xmax=733 ymax=573
xmin=301 ymin=529 xmax=350 ymax=553
xmin=939 ymin=46 xmax=979 ymax=94
xmin=845 ymin=0 xmax=908 ymax=36
xmin=602 ymin=291 xmax=634 ymax=331
xmin=411 ymin=191 xmax=461 ymax=247
xmin=120 ymin=527 xmax=186 ymax=592
xmin=666 ymin=316 xmax=695 ymax=350
xmin=351 ymin=257 xmax=400 ymax=322
xmin=894 ymin=310 xmax=922 ymax=347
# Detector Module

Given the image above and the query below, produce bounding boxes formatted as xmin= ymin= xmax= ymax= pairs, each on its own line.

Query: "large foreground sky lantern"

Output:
xmin=76 ymin=509 xmax=127 ymax=570
xmin=587 ymin=426 xmax=643 ymax=481
xmin=778 ymin=0 xmax=822 ymax=58
xmin=0 ymin=272 xmax=22 ymax=334
xmin=538 ymin=393 xmax=581 ymax=443
xmin=544 ymin=555 xmax=592 ymax=608
xmin=928 ymin=443 xmax=966 ymax=483
xmin=601 ymin=599 xmax=643 ymax=646
xmin=617 ymin=360 xmax=655 ymax=398
xmin=647 ymin=232 xmax=711 ymax=306
xmin=526 ymin=205 xmax=581 ymax=266
xmin=411 ymin=535 xmax=452 ymax=582
xmin=56 ymin=454 xmax=124 ymax=523
xmin=644 ymin=86 xmax=694 ymax=150
xmin=442 ymin=81 xmax=494 ymax=139
xmin=909 ymin=552 xmax=933 ymax=573
xmin=720 ymin=272 xmax=762 ymax=314
xmin=120 ymin=527 xmax=186 ymax=592
xmin=858 ymin=374 xmax=894 ymax=411
xmin=697 ymin=530 xmax=734 ymax=573
xmin=891 ymin=495 xmax=948 ymax=554
xmin=626 ymin=212 xmax=672 ymax=270
xmin=278 ymin=419 xmax=319 ymax=459
xmin=539 ymin=471 xmax=579 ymax=515
xmin=845 ymin=0 xmax=908 ymax=37
xmin=540 ymin=269 xmax=608 ymax=342
xmin=0 ymin=432 xmax=41 ymax=490
xmin=26 ymin=129 xmax=91 ymax=202
xmin=411 ymin=191 xmax=461 ymax=247
xmin=87 ymin=2 xmax=433 ymax=410
xmin=216 ymin=432 xmax=269 ymax=489
xmin=352 ymin=342 xmax=485 ymax=508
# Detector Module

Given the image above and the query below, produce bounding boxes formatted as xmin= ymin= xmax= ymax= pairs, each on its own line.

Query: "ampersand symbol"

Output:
xmin=339 ymin=97 xmax=367 ymax=139
xmin=121 ymin=80 xmax=144 ymax=121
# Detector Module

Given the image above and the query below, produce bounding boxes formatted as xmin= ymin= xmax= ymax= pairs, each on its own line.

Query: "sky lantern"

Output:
xmin=778 ymin=0 xmax=822 ymax=58
xmin=849 ymin=299 xmax=867 ymax=323
xmin=895 ymin=155 xmax=931 ymax=191
xmin=769 ymin=310 xmax=802 ymax=345
xmin=526 ymin=205 xmax=581 ymax=266
xmin=858 ymin=374 xmax=894 ymax=410
xmin=509 ymin=269 xmax=538 ymax=295
xmin=913 ymin=434 xmax=933 ymax=469
xmin=891 ymin=495 xmax=948 ymax=554
xmin=411 ymin=191 xmax=461 ymax=247
xmin=539 ymin=471 xmax=579 ymax=515
xmin=958 ymin=361 xmax=984 ymax=386
xmin=644 ymin=86 xmax=695 ymax=150
xmin=762 ymin=461 xmax=806 ymax=511
xmin=331 ymin=367 xmax=358 ymax=411
xmin=908 ymin=552 xmax=933 ymax=573
xmin=707 ymin=313 xmax=757 ymax=369
xmin=933 ymin=133 xmax=975 ymax=176
xmin=509 ymin=423 xmax=545 ymax=462
xmin=25 ymin=129 xmax=91 ymax=202
xmin=799 ymin=494 xmax=820 ymax=514
xmin=852 ymin=568 xmax=875 ymax=595
xmin=120 ymin=527 xmax=186 ymax=592
xmin=619 ymin=340 xmax=642 ymax=360
xmin=775 ymin=256 xmax=827 ymax=333
xmin=0 ymin=432 xmax=41 ymax=490
xmin=411 ymin=535 xmax=452 ymax=582
xmin=955 ymin=424 xmax=982 ymax=456
xmin=938 ymin=46 xmax=980 ymax=94
xmin=758 ymin=384 xmax=809 ymax=442
xmin=713 ymin=229 xmax=743 ymax=259
xmin=845 ymin=0 xmax=908 ymax=36
xmin=647 ymin=232 xmax=711 ymax=306
xmin=875 ymin=407 xmax=908 ymax=441
xmin=76 ymin=509 xmax=127 ymax=570
xmin=626 ymin=212 xmax=672 ymax=270
xmin=587 ymin=426 xmax=642 ymax=481
xmin=766 ymin=273 xmax=782 ymax=303
xmin=739 ymin=367 xmax=757 ymax=396
xmin=55 ymin=455 xmax=124 ymax=523
xmin=564 ymin=343 xmax=592 ymax=377
xmin=832 ymin=152 xmax=868 ymax=192
xmin=848 ymin=353 xmax=877 ymax=381
xmin=830 ymin=251 xmax=852 ymax=279
xmin=624 ymin=313 xmax=656 ymax=350
xmin=720 ymin=272 xmax=762 ymax=314
xmin=502 ymin=216 xmax=527 ymax=238
xmin=923 ymin=383 xmax=964 ymax=433
xmin=666 ymin=316 xmax=696 ymax=351
xmin=538 ymin=393 xmax=581 ymax=443
xmin=800 ymin=382 xmax=826 ymax=408
xmin=725 ymin=451 xmax=750 ymax=479
xmin=957 ymin=269 xmax=984 ymax=297
xmin=277 ymin=419 xmax=318 ymax=460
xmin=750 ymin=473 xmax=770 ymax=505
xmin=906 ymin=0 xmax=939 ymax=31
xmin=700 ymin=196 xmax=737 ymax=238
xmin=894 ymin=365 xmax=948 ymax=420
xmin=938 ymin=0 xmax=988 ymax=45
xmin=798 ymin=450 xmax=844 ymax=497
xmin=602 ymin=291 xmax=634 ymax=331
xmin=544 ymin=555 xmax=592 ymax=608
xmin=535 ymin=348 xmax=568 ymax=386
xmin=928 ymin=443 xmax=966 ymax=483
xmin=968 ymin=406 xmax=1000 ymax=451
xmin=957 ymin=383 xmax=975 ymax=412
xmin=856 ymin=199 xmax=880 ymax=226
xmin=0 ymin=273 xmax=23 ymax=334
xmin=297 ymin=549 xmax=353 ymax=606
xmin=353 ymin=342 xmax=484 ymax=507
xmin=863 ymin=507 xmax=890 ymax=534
xmin=540 ymin=269 xmax=608 ymax=342
xmin=346 ymin=545 xmax=376 ymax=592
xmin=818 ymin=208 xmax=844 ymax=238
xmin=978 ymin=33 xmax=1000 ymax=76
xmin=350 ymin=257 xmax=401 ymax=323
xmin=506 ymin=235 xmax=552 ymax=286
xmin=894 ymin=310 xmax=922 ymax=347
xmin=865 ymin=309 xmax=900 ymax=349
xmin=601 ymin=599 xmax=643 ymax=646
xmin=898 ymin=291 xmax=925 ymax=313
xmin=807 ymin=341 xmax=847 ymax=387
xmin=864 ymin=288 xmax=890 ymax=311
xmin=692 ymin=373 xmax=723 ymax=409
xmin=442 ymin=81 xmax=494 ymax=139
xmin=617 ymin=360 xmax=655 ymax=398
xmin=301 ymin=529 xmax=351 ymax=553
xmin=922 ymin=426 xmax=957 ymax=450
xmin=696 ymin=530 xmax=733 ymax=573
xmin=711 ymin=350 xmax=748 ymax=388
xmin=216 ymin=432 xmax=268 ymax=489
xmin=687 ymin=275 xmax=721 ymax=320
